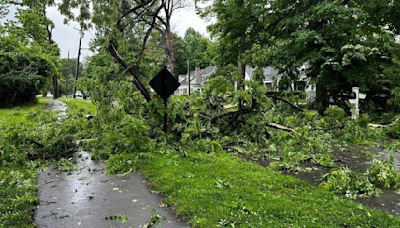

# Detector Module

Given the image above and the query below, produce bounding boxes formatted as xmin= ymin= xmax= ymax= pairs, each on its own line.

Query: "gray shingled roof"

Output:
xmin=246 ymin=66 xmax=280 ymax=82
xmin=178 ymin=66 xmax=216 ymax=86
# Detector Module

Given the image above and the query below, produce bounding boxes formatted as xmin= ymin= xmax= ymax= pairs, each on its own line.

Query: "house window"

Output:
xmin=295 ymin=81 xmax=306 ymax=91
xmin=265 ymin=82 xmax=273 ymax=91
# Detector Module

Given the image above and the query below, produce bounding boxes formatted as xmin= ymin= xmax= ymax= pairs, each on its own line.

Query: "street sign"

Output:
xmin=149 ymin=67 xmax=180 ymax=101
xmin=149 ymin=67 xmax=180 ymax=133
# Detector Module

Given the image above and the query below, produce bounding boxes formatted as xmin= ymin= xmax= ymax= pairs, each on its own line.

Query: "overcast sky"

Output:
xmin=45 ymin=4 xmax=209 ymax=59
xmin=2 ymin=3 xmax=209 ymax=60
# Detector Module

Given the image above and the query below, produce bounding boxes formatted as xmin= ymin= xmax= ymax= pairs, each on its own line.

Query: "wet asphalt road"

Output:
xmin=34 ymin=151 xmax=188 ymax=228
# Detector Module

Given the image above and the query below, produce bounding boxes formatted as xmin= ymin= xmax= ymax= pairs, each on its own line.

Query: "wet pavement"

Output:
xmin=45 ymin=100 xmax=68 ymax=123
xmin=35 ymin=151 xmax=188 ymax=228
xmin=290 ymin=145 xmax=400 ymax=217
xmin=37 ymin=100 xmax=187 ymax=227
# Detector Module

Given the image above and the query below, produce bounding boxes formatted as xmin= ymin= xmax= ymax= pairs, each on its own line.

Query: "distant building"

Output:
xmin=245 ymin=65 xmax=316 ymax=101
xmin=175 ymin=66 xmax=216 ymax=95
xmin=175 ymin=65 xmax=316 ymax=101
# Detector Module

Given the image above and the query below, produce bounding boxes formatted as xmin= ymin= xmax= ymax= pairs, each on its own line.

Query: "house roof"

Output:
xmin=179 ymin=66 xmax=216 ymax=86
xmin=245 ymin=66 xmax=280 ymax=82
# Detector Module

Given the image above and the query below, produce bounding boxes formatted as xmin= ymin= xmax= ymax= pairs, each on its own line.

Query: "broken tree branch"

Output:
xmin=267 ymin=95 xmax=304 ymax=112
xmin=368 ymin=119 xmax=399 ymax=128
xmin=266 ymin=123 xmax=300 ymax=135
xmin=107 ymin=42 xmax=152 ymax=102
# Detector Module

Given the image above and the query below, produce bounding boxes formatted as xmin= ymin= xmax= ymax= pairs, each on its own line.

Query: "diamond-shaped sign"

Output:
xmin=149 ymin=67 xmax=180 ymax=101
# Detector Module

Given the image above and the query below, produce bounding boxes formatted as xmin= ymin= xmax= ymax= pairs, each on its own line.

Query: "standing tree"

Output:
xmin=0 ymin=2 xmax=60 ymax=106
xmin=199 ymin=0 xmax=400 ymax=113
xmin=174 ymin=27 xmax=216 ymax=75
xmin=265 ymin=0 xmax=400 ymax=113
xmin=197 ymin=0 xmax=267 ymax=90
xmin=17 ymin=0 xmax=60 ymax=98
xmin=59 ymin=0 xmax=190 ymax=101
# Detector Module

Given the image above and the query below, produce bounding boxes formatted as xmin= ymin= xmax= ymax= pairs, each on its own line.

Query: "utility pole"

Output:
xmin=73 ymin=33 xmax=82 ymax=99
xmin=187 ymin=59 xmax=191 ymax=95
xmin=66 ymin=51 xmax=69 ymax=97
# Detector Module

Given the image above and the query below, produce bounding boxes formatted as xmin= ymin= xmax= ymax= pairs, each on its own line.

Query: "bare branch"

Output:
xmin=141 ymin=3 xmax=165 ymax=54
xmin=117 ymin=0 xmax=156 ymax=31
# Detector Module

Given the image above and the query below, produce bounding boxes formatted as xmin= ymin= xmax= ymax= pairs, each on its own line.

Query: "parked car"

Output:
xmin=75 ymin=91 xmax=83 ymax=98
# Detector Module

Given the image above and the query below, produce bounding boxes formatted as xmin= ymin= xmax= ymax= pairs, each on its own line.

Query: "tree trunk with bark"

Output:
xmin=237 ymin=56 xmax=246 ymax=109
xmin=165 ymin=25 xmax=175 ymax=74
xmin=316 ymin=82 xmax=330 ymax=114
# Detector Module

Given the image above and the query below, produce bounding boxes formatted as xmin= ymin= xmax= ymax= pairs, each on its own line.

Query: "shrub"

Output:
xmin=0 ymin=37 xmax=59 ymax=107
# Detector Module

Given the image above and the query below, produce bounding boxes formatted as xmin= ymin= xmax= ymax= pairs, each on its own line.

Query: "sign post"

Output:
xmin=149 ymin=66 xmax=180 ymax=133
xmin=349 ymin=87 xmax=366 ymax=120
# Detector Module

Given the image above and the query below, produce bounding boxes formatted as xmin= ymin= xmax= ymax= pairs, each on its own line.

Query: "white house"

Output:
xmin=175 ymin=65 xmax=316 ymax=101
xmin=175 ymin=66 xmax=216 ymax=95
xmin=245 ymin=65 xmax=316 ymax=101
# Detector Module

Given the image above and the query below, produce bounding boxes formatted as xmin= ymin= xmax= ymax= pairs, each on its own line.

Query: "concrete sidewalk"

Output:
xmin=35 ymin=151 xmax=187 ymax=228
xmin=36 ymin=100 xmax=187 ymax=227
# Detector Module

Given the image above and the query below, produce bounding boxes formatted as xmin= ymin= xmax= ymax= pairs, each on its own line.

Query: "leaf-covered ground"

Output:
xmin=0 ymin=98 xmax=91 ymax=227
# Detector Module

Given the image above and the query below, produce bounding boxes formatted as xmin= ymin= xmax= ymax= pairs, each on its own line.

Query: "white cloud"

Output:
xmin=171 ymin=4 xmax=209 ymax=37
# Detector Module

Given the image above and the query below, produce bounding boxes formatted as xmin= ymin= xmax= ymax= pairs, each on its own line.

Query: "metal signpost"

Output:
xmin=149 ymin=66 xmax=180 ymax=133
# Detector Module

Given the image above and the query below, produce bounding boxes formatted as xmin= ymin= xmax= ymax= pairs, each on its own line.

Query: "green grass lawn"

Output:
xmin=7 ymin=98 xmax=396 ymax=227
xmin=0 ymin=99 xmax=48 ymax=227
xmin=59 ymin=97 xmax=96 ymax=115
xmin=138 ymin=151 xmax=400 ymax=227
xmin=0 ymin=98 xmax=46 ymax=128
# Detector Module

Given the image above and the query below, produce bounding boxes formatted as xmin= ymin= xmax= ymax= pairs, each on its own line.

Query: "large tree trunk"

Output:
xmin=237 ymin=56 xmax=246 ymax=109
xmin=52 ymin=75 xmax=59 ymax=99
xmin=43 ymin=7 xmax=59 ymax=99
xmin=165 ymin=27 xmax=175 ymax=74
xmin=316 ymin=82 xmax=329 ymax=114
xmin=108 ymin=42 xmax=152 ymax=102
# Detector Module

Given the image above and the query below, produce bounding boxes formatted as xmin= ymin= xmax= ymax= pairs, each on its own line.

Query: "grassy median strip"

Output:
xmin=139 ymin=151 xmax=400 ymax=227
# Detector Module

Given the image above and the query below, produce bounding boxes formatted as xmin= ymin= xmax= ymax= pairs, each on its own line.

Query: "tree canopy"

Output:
xmin=0 ymin=1 xmax=60 ymax=106
xmin=198 ymin=0 xmax=400 ymax=113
